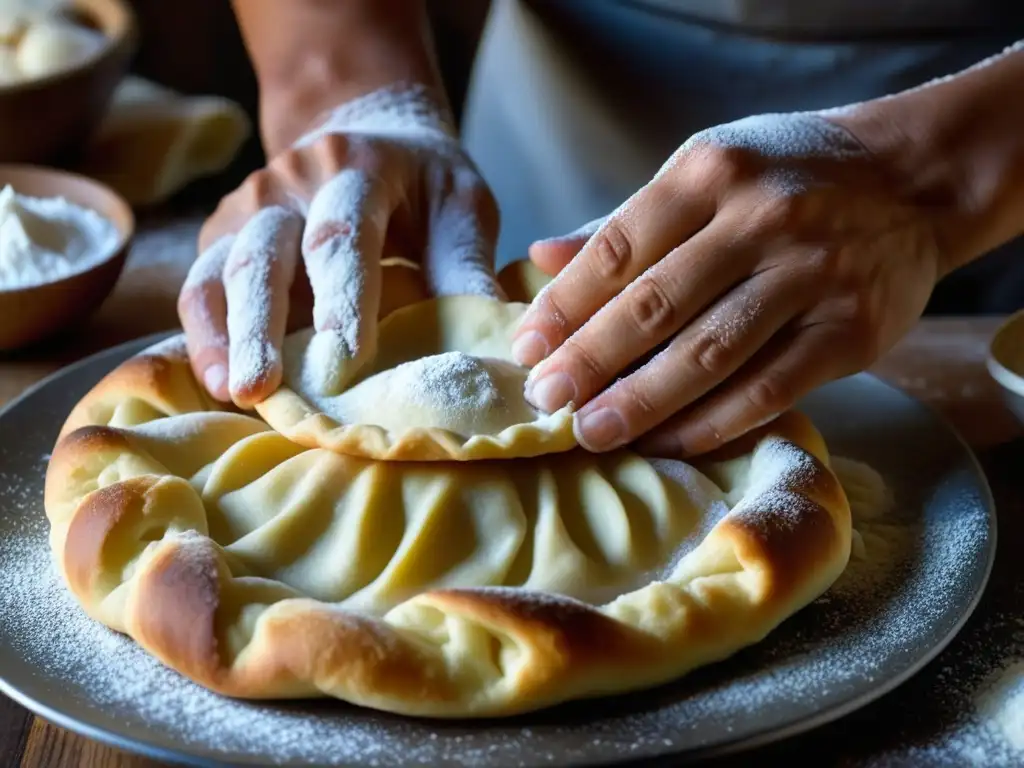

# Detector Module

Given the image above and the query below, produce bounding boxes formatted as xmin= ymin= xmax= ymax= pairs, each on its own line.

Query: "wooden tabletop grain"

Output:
xmin=0 ymin=212 xmax=1021 ymax=767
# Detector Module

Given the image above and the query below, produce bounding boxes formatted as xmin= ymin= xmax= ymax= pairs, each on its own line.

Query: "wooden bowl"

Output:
xmin=0 ymin=165 xmax=134 ymax=352
xmin=0 ymin=0 xmax=137 ymax=164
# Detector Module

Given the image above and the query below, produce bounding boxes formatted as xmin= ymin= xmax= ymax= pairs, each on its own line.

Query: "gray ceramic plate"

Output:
xmin=0 ymin=333 xmax=996 ymax=767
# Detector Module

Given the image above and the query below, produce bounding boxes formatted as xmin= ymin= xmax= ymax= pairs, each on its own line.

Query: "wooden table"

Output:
xmin=1 ymin=211 xmax=1021 ymax=766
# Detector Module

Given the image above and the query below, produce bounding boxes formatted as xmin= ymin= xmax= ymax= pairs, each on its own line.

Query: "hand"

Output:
xmin=511 ymin=112 xmax=944 ymax=458
xmin=178 ymin=83 xmax=502 ymax=408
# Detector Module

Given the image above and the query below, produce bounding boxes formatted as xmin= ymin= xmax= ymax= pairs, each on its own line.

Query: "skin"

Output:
xmin=182 ymin=3 xmax=1024 ymax=457
xmin=177 ymin=0 xmax=500 ymax=408
xmin=514 ymin=43 xmax=1024 ymax=457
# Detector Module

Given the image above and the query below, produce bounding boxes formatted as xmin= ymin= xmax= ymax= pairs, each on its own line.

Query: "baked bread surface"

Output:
xmin=43 ymin=262 xmax=852 ymax=719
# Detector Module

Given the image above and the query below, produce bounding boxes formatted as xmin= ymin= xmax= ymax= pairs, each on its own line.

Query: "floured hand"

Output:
xmin=178 ymin=82 xmax=504 ymax=408
xmin=512 ymin=111 xmax=944 ymax=458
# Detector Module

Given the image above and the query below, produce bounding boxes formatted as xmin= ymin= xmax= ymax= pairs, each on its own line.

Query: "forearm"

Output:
xmin=231 ymin=0 xmax=447 ymax=155
xmin=832 ymin=41 xmax=1024 ymax=277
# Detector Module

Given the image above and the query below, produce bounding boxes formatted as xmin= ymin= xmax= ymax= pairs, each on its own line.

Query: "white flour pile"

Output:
xmin=0 ymin=184 xmax=119 ymax=289
xmin=0 ymin=445 xmax=1009 ymax=765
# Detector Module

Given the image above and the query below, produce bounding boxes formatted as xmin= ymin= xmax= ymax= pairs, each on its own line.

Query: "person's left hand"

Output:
xmin=510 ymin=112 xmax=946 ymax=458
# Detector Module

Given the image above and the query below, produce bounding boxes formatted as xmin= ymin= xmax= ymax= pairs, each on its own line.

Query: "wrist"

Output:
xmin=823 ymin=40 xmax=1024 ymax=279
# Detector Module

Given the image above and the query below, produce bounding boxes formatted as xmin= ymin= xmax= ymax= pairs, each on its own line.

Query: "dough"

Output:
xmin=256 ymin=294 xmax=578 ymax=461
xmin=76 ymin=76 xmax=252 ymax=207
xmin=46 ymin=333 xmax=852 ymax=719
xmin=15 ymin=18 xmax=104 ymax=79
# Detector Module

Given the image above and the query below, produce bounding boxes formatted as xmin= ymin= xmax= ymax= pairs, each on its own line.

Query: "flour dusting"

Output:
xmin=224 ymin=206 xmax=302 ymax=397
xmin=679 ymin=112 xmax=867 ymax=195
xmin=295 ymin=350 xmax=538 ymax=437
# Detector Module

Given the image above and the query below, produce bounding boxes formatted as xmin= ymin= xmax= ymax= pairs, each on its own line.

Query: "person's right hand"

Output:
xmin=177 ymin=83 xmax=503 ymax=409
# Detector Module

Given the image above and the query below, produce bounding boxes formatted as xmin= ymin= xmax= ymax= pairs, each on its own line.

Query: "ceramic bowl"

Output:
xmin=985 ymin=308 xmax=1024 ymax=424
xmin=0 ymin=0 xmax=137 ymax=164
xmin=0 ymin=164 xmax=134 ymax=351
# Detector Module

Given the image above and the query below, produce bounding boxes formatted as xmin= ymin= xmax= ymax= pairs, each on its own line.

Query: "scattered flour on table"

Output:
xmin=977 ymin=661 xmax=1024 ymax=753
xmin=0 ymin=184 xmax=119 ymax=290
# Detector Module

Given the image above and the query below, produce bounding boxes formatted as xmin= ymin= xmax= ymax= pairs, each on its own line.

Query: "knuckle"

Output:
xmin=268 ymin=147 xmax=303 ymax=177
xmin=743 ymin=374 xmax=792 ymax=415
xmin=242 ymin=169 xmax=277 ymax=207
xmin=757 ymin=192 xmax=805 ymax=231
xmin=691 ymin=331 xmax=736 ymax=378
xmin=619 ymin=380 xmax=659 ymax=421
xmin=699 ymin=143 xmax=751 ymax=187
xmin=628 ymin=275 xmax=677 ymax=336
xmin=589 ymin=221 xmax=633 ymax=279
xmin=314 ymin=132 xmax=351 ymax=162
xmin=536 ymin=289 xmax=570 ymax=334
xmin=562 ymin=335 xmax=606 ymax=384
xmin=806 ymin=245 xmax=844 ymax=279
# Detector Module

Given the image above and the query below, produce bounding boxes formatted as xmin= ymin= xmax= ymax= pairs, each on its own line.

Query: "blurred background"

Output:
xmin=125 ymin=0 xmax=492 ymax=203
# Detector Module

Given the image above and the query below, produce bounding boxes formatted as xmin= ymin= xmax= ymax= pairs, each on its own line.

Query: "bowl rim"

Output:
xmin=985 ymin=307 xmax=1024 ymax=398
xmin=0 ymin=0 xmax=138 ymax=96
xmin=0 ymin=162 xmax=135 ymax=295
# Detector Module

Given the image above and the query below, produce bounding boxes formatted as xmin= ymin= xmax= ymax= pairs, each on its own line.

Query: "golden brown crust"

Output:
xmin=43 ymin=314 xmax=853 ymax=719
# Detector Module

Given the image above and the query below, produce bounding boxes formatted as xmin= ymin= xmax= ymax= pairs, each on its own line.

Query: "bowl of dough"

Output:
xmin=0 ymin=0 xmax=136 ymax=164
xmin=0 ymin=164 xmax=133 ymax=351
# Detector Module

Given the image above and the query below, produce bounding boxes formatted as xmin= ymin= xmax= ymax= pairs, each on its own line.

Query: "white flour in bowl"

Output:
xmin=0 ymin=184 xmax=119 ymax=290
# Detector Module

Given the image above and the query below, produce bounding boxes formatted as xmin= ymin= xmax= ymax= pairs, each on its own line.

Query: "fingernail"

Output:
xmin=574 ymin=407 xmax=627 ymax=451
xmin=525 ymin=371 xmax=576 ymax=413
xmin=512 ymin=330 xmax=549 ymax=367
xmin=203 ymin=364 xmax=227 ymax=396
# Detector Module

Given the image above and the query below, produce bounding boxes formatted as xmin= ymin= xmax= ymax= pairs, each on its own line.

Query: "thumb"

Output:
xmin=527 ymin=215 xmax=608 ymax=277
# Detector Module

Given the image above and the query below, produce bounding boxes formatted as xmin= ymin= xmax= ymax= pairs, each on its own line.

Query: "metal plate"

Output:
xmin=0 ymin=333 xmax=997 ymax=767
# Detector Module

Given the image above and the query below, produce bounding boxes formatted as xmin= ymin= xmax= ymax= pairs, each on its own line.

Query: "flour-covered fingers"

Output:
xmin=636 ymin=322 xmax=851 ymax=458
xmin=178 ymin=235 xmax=233 ymax=401
xmin=300 ymin=169 xmax=396 ymax=393
xmin=510 ymin=181 xmax=714 ymax=369
xmin=223 ymin=206 xmax=304 ymax=408
xmin=522 ymin=217 xmax=755 ymax=416
xmin=424 ymin=170 xmax=505 ymax=300
xmin=569 ymin=266 xmax=814 ymax=453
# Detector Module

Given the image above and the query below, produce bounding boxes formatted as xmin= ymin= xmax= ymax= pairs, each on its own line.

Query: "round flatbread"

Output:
xmin=45 ymin=334 xmax=852 ymax=719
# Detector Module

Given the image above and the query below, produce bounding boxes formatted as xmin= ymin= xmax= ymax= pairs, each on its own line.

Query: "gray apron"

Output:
xmin=461 ymin=0 xmax=1024 ymax=312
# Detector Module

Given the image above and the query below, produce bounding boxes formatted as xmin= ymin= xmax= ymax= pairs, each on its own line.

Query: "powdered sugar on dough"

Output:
xmin=295 ymin=350 xmax=539 ymax=437
xmin=223 ymin=206 xmax=302 ymax=396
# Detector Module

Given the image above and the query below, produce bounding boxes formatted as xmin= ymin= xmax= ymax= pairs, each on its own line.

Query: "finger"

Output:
xmin=521 ymin=213 xmax=757 ymax=415
xmin=178 ymin=235 xmax=233 ymax=401
xmin=636 ymin=321 xmax=855 ymax=458
xmin=424 ymin=169 xmax=505 ymax=299
xmin=527 ymin=215 xmax=607 ymax=277
xmin=223 ymin=206 xmax=304 ymax=408
xmin=300 ymin=168 xmax=397 ymax=394
xmin=510 ymin=179 xmax=716 ymax=368
xmin=569 ymin=263 xmax=817 ymax=453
